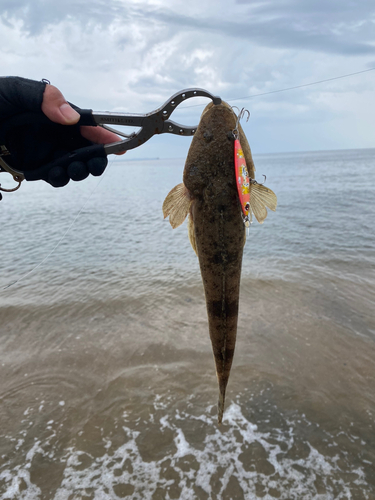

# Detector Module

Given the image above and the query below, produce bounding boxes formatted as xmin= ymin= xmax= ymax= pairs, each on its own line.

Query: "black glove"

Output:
xmin=0 ymin=77 xmax=107 ymax=187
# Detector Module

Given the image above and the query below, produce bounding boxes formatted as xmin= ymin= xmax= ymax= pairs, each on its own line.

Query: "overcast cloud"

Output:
xmin=0 ymin=0 xmax=374 ymax=157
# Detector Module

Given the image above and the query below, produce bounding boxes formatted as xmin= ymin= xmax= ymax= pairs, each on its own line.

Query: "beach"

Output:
xmin=1 ymin=149 xmax=374 ymax=499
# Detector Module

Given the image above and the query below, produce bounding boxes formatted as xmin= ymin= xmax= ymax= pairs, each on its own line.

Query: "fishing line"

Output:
xmin=3 ymin=66 xmax=374 ymax=289
xmin=2 ymin=160 xmax=113 ymax=291
xmin=182 ymin=67 xmax=375 ymax=108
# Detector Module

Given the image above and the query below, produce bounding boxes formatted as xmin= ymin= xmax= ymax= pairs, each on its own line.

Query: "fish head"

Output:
xmin=183 ymin=102 xmax=239 ymax=205
xmin=183 ymin=101 xmax=256 ymax=202
xmin=203 ymin=101 xmax=256 ymax=181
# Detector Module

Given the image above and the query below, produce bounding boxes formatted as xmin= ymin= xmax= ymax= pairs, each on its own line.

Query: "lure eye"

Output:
xmin=245 ymin=202 xmax=250 ymax=211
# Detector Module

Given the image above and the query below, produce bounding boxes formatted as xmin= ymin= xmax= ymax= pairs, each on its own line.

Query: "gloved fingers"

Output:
xmin=0 ymin=77 xmax=46 ymax=120
xmin=48 ymin=156 xmax=108 ymax=187
xmin=0 ymin=78 xmax=119 ymax=187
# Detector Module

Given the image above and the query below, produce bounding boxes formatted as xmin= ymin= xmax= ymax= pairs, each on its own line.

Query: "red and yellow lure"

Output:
xmin=234 ymin=138 xmax=251 ymax=227
xmin=232 ymin=107 xmax=277 ymax=229
xmin=233 ymin=108 xmax=251 ymax=228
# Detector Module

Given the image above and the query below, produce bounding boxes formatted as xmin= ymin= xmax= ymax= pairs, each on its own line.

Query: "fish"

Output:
xmin=163 ymin=101 xmax=277 ymax=423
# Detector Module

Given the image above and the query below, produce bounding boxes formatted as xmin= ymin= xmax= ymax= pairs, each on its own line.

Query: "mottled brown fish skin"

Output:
xmin=183 ymin=103 xmax=246 ymax=423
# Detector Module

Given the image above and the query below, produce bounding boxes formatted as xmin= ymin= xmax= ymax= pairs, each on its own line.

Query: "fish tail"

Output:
xmin=218 ymin=386 xmax=226 ymax=424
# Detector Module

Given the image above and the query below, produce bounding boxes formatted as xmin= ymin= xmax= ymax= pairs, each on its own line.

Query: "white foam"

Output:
xmin=0 ymin=397 xmax=371 ymax=500
xmin=0 ymin=469 xmax=41 ymax=500
xmin=25 ymin=441 xmax=43 ymax=462
xmin=174 ymin=429 xmax=192 ymax=458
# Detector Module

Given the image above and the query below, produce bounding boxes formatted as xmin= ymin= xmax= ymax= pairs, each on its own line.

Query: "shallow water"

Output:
xmin=0 ymin=149 xmax=374 ymax=499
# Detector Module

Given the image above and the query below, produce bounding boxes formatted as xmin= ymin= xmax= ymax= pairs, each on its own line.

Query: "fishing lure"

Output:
xmin=232 ymin=108 xmax=251 ymax=227
xmin=234 ymin=137 xmax=251 ymax=227
xmin=232 ymin=107 xmax=277 ymax=228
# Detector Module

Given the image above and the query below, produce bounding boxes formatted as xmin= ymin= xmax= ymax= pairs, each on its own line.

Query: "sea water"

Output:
xmin=0 ymin=149 xmax=374 ymax=499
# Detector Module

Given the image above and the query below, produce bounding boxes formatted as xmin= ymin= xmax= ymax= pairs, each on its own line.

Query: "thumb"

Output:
xmin=41 ymin=84 xmax=80 ymax=125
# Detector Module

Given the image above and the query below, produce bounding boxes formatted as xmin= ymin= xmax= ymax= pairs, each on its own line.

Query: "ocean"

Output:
xmin=1 ymin=148 xmax=374 ymax=499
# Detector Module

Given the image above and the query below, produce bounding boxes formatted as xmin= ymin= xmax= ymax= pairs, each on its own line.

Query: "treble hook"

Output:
xmin=231 ymin=107 xmax=250 ymax=139
xmin=250 ymin=174 xmax=267 ymax=186
xmin=235 ymin=108 xmax=250 ymax=130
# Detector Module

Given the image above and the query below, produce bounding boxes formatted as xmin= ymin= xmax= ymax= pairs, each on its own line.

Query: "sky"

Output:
xmin=0 ymin=0 xmax=374 ymax=158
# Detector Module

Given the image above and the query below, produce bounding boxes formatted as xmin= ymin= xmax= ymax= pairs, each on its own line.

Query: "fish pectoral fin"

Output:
xmin=187 ymin=213 xmax=198 ymax=255
xmin=163 ymin=183 xmax=192 ymax=229
xmin=250 ymin=184 xmax=277 ymax=224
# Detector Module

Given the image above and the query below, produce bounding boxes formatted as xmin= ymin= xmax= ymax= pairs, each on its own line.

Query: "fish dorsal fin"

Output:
xmin=250 ymin=183 xmax=277 ymax=224
xmin=163 ymin=183 xmax=192 ymax=228
xmin=187 ymin=214 xmax=198 ymax=255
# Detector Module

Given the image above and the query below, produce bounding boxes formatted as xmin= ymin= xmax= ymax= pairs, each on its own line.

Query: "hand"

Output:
xmin=41 ymin=84 xmax=124 ymax=153
xmin=0 ymin=77 xmax=123 ymax=187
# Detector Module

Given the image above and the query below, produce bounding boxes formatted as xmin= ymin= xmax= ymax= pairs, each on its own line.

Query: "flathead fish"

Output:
xmin=163 ymin=101 xmax=277 ymax=423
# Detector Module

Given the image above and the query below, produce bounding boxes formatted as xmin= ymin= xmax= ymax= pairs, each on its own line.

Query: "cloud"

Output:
xmin=0 ymin=0 xmax=374 ymax=155
xmin=147 ymin=6 xmax=375 ymax=56
xmin=2 ymin=0 xmax=374 ymax=56
xmin=0 ymin=0 xmax=128 ymax=34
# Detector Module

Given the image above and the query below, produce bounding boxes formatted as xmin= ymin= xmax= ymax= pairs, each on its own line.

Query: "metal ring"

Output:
xmin=0 ymin=179 xmax=22 ymax=192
